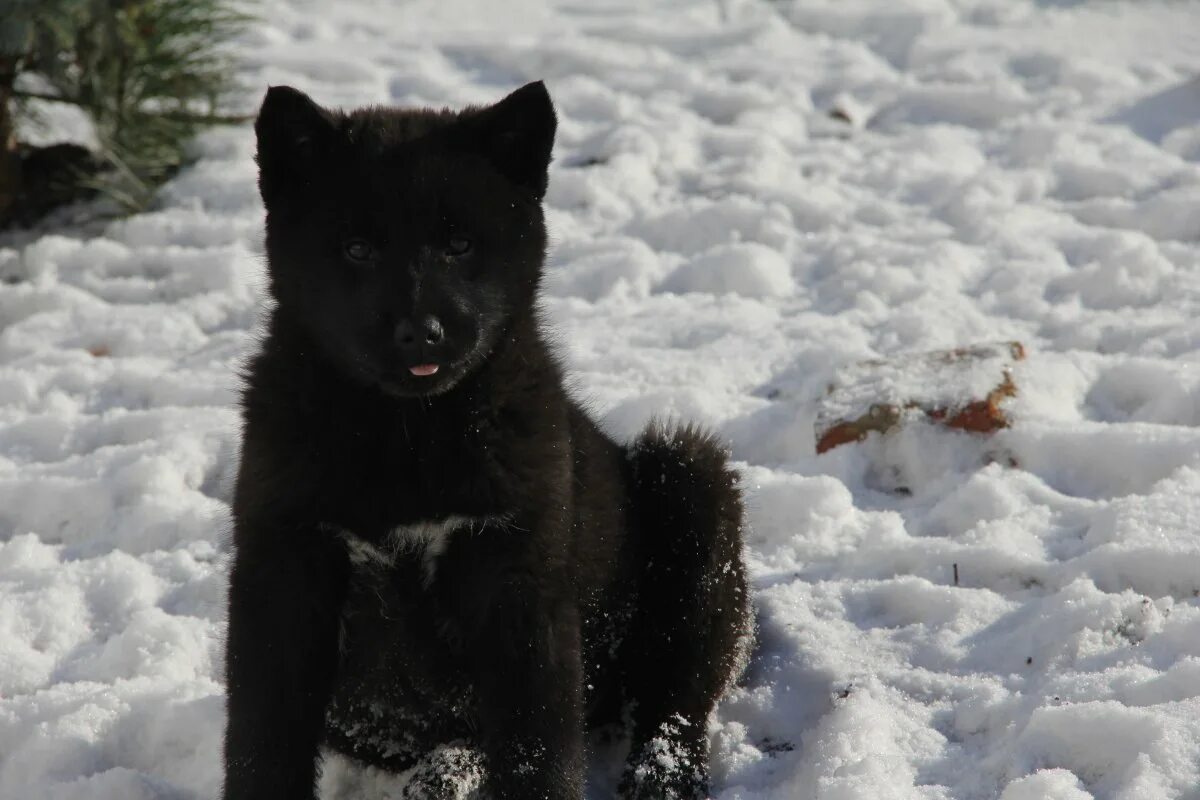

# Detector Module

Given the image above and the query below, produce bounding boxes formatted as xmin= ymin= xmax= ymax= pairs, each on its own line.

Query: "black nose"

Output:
xmin=394 ymin=316 xmax=444 ymax=350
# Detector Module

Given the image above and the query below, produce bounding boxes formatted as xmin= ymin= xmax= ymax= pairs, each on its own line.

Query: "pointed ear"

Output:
xmin=456 ymin=81 xmax=557 ymax=199
xmin=254 ymin=85 xmax=338 ymax=204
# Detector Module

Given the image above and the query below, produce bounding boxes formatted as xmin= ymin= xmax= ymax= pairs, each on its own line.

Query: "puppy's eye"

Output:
xmin=446 ymin=238 xmax=471 ymax=258
xmin=343 ymin=239 xmax=375 ymax=263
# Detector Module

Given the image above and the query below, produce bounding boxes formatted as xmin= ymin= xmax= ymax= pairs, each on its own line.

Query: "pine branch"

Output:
xmin=3 ymin=0 xmax=253 ymax=224
xmin=13 ymin=87 xmax=251 ymax=125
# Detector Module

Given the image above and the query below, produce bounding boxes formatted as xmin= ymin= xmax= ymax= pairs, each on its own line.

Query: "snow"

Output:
xmin=2 ymin=0 xmax=1200 ymax=798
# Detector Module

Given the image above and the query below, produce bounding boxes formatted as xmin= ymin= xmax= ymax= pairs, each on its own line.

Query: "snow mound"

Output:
xmin=658 ymin=242 xmax=794 ymax=298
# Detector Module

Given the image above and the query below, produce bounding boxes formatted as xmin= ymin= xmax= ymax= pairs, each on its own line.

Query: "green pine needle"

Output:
xmin=4 ymin=0 xmax=251 ymax=216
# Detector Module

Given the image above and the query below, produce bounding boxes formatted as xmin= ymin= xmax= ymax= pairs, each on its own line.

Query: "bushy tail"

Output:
xmin=625 ymin=421 xmax=752 ymax=695
xmin=618 ymin=422 xmax=753 ymax=798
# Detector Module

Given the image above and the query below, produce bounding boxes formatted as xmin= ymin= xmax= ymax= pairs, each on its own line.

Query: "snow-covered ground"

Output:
xmin=2 ymin=0 xmax=1200 ymax=797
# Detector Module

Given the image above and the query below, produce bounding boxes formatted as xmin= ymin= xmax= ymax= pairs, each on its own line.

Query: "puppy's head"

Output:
xmin=254 ymin=82 xmax=556 ymax=397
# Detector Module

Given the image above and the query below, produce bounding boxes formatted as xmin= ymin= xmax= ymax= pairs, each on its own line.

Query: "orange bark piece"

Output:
xmin=815 ymin=342 xmax=1024 ymax=454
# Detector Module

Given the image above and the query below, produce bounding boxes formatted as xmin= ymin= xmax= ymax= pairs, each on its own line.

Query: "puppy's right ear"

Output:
xmin=254 ymin=86 xmax=337 ymax=205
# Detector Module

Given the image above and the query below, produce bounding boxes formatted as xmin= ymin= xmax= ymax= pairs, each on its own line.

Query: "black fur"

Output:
xmin=222 ymin=81 xmax=751 ymax=800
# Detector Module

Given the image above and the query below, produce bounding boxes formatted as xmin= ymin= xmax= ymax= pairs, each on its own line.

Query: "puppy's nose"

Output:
xmin=394 ymin=316 xmax=444 ymax=349
xmin=422 ymin=317 xmax=444 ymax=345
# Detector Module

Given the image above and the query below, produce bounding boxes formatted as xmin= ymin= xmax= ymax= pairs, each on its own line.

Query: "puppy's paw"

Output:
xmin=400 ymin=744 xmax=485 ymax=800
xmin=618 ymin=730 xmax=708 ymax=800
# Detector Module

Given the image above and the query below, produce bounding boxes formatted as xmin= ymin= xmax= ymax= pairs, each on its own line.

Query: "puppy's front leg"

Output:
xmin=470 ymin=577 xmax=585 ymax=800
xmin=223 ymin=527 xmax=350 ymax=800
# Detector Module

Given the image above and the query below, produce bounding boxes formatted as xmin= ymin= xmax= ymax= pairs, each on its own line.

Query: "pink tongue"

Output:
xmin=409 ymin=364 xmax=440 ymax=377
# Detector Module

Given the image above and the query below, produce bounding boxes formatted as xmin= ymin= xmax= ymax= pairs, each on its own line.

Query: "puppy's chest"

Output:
xmin=330 ymin=522 xmax=483 ymax=737
xmin=338 ymin=516 xmax=486 ymax=586
xmin=330 ymin=416 xmax=510 ymax=527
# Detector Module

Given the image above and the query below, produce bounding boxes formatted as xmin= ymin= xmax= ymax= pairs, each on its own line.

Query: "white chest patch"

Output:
xmin=335 ymin=516 xmax=504 ymax=586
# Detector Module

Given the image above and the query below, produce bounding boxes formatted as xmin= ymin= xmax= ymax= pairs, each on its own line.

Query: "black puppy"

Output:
xmin=223 ymin=81 xmax=751 ymax=800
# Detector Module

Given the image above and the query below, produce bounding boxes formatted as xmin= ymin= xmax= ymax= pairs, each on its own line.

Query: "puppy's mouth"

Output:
xmin=374 ymin=359 xmax=463 ymax=398
xmin=371 ymin=335 xmax=487 ymax=397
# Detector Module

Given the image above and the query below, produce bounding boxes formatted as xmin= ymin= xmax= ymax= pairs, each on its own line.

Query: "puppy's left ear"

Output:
xmin=255 ymin=85 xmax=339 ymax=205
xmin=456 ymin=81 xmax=557 ymax=199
